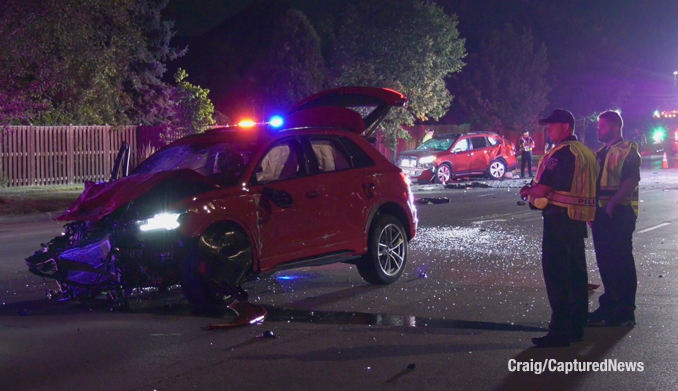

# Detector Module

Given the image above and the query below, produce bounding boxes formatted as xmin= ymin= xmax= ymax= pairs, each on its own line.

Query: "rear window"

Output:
xmin=470 ymin=137 xmax=487 ymax=149
xmin=308 ymin=137 xmax=352 ymax=172
xmin=340 ymin=137 xmax=375 ymax=168
xmin=488 ymin=136 xmax=500 ymax=146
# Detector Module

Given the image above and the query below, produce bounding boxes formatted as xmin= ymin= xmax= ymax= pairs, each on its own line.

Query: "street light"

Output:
xmin=673 ymin=71 xmax=677 ymax=87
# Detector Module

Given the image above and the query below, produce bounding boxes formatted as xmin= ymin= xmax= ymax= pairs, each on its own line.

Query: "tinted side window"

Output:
xmin=254 ymin=139 xmax=305 ymax=183
xmin=340 ymin=137 xmax=376 ymax=168
xmin=454 ymin=138 xmax=469 ymax=152
xmin=308 ymin=137 xmax=351 ymax=173
xmin=471 ymin=136 xmax=487 ymax=149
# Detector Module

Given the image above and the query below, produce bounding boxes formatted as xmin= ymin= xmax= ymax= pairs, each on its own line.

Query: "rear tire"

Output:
xmin=357 ymin=214 xmax=408 ymax=284
xmin=488 ymin=159 xmax=506 ymax=180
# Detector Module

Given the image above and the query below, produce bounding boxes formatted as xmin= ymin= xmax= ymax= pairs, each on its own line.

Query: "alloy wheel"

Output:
xmin=436 ymin=165 xmax=451 ymax=183
xmin=377 ymin=224 xmax=406 ymax=276
xmin=489 ymin=161 xmax=505 ymax=179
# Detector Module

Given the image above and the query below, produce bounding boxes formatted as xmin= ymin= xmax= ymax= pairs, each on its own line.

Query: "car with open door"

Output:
xmin=396 ymin=131 xmax=517 ymax=184
xmin=25 ymin=87 xmax=418 ymax=312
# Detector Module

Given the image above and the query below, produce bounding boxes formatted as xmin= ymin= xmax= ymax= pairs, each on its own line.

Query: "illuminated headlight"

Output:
xmin=138 ymin=213 xmax=182 ymax=232
xmin=418 ymin=155 xmax=436 ymax=164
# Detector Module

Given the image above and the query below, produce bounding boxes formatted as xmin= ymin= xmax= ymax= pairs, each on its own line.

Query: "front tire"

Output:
xmin=180 ymin=229 xmax=252 ymax=312
xmin=433 ymin=163 xmax=452 ymax=184
xmin=357 ymin=214 xmax=408 ymax=284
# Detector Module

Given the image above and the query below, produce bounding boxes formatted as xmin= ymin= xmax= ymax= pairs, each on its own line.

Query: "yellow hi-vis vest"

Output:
xmin=598 ymin=141 xmax=640 ymax=217
xmin=528 ymin=140 xmax=599 ymax=221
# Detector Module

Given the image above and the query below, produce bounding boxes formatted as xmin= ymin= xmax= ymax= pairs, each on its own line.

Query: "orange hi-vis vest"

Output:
xmin=528 ymin=140 xmax=599 ymax=221
xmin=598 ymin=141 xmax=640 ymax=217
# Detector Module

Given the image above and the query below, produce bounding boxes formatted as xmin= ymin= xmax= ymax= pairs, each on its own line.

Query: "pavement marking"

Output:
xmin=637 ymin=222 xmax=672 ymax=234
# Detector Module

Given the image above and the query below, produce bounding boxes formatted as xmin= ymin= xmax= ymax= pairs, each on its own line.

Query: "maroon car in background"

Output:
xmin=397 ymin=131 xmax=518 ymax=184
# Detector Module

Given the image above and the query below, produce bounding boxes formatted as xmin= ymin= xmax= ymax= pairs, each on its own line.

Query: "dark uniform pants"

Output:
xmin=591 ymin=206 xmax=637 ymax=318
xmin=521 ymin=151 xmax=533 ymax=177
xmin=542 ymin=214 xmax=588 ymax=336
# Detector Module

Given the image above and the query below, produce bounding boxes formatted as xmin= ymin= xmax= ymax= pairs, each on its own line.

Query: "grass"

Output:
xmin=0 ymin=185 xmax=84 ymax=216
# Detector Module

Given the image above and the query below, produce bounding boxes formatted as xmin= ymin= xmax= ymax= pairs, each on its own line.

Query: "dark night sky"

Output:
xmin=166 ymin=0 xmax=678 ymax=77
xmin=164 ymin=0 xmax=678 ymax=123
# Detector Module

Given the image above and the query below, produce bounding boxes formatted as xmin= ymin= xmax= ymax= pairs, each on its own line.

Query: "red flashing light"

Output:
xmin=238 ymin=119 xmax=256 ymax=128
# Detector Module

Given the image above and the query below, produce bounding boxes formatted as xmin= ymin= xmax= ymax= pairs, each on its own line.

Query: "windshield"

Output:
xmin=132 ymin=142 xmax=255 ymax=185
xmin=416 ymin=137 xmax=457 ymax=151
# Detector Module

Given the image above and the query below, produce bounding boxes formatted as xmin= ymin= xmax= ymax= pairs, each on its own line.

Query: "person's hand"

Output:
xmin=605 ymin=201 xmax=615 ymax=218
xmin=519 ymin=186 xmax=530 ymax=199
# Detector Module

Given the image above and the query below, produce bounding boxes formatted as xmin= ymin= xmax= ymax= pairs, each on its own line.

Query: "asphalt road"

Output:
xmin=1 ymin=173 xmax=677 ymax=391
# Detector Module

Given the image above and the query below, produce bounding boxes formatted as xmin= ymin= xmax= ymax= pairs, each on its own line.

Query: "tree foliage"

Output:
xmin=331 ymin=0 xmax=466 ymax=150
xmin=455 ymin=24 xmax=550 ymax=135
xmin=248 ymin=10 xmax=326 ymax=114
xmin=0 ymin=0 xmax=210 ymax=131
xmin=170 ymin=69 xmax=215 ymax=134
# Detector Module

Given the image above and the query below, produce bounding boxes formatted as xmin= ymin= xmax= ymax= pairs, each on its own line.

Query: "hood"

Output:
xmin=397 ymin=149 xmax=445 ymax=158
xmin=56 ymin=170 xmax=218 ymax=222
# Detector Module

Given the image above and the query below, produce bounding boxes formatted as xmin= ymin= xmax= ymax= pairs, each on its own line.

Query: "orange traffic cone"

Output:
xmin=662 ymin=152 xmax=669 ymax=169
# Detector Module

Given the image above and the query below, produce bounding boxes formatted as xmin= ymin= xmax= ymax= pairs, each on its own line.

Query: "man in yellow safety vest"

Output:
xmin=520 ymin=109 xmax=599 ymax=347
xmin=588 ymin=111 xmax=641 ymax=327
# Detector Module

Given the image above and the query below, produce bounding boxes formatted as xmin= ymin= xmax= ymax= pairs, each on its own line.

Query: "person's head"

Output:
xmin=523 ymin=131 xmax=530 ymax=137
xmin=427 ymin=129 xmax=434 ymax=135
xmin=597 ymin=111 xmax=623 ymax=144
xmin=539 ymin=109 xmax=575 ymax=144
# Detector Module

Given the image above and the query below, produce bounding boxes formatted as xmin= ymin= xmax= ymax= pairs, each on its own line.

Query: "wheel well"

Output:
xmin=199 ymin=220 xmax=257 ymax=264
xmin=374 ymin=202 xmax=413 ymax=240
xmin=202 ymin=220 xmax=247 ymax=237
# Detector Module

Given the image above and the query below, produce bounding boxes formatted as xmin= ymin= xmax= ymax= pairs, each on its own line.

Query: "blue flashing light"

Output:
xmin=269 ymin=116 xmax=284 ymax=128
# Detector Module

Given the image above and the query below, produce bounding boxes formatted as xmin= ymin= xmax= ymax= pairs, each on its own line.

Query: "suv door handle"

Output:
xmin=306 ymin=190 xmax=321 ymax=199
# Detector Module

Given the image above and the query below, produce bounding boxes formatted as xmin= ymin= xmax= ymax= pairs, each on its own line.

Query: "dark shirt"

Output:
xmin=538 ymin=135 xmax=587 ymax=238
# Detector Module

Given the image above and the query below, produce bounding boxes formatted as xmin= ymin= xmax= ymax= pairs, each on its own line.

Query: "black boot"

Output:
xmin=532 ymin=332 xmax=570 ymax=348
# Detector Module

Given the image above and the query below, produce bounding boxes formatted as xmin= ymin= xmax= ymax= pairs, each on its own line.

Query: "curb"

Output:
xmin=0 ymin=212 xmax=60 ymax=224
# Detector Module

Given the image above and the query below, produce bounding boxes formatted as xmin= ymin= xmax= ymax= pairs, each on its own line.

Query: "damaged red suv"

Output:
xmin=26 ymin=87 xmax=418 ymax=311
xmin=397 ymin=132 xmax=517 ymax=184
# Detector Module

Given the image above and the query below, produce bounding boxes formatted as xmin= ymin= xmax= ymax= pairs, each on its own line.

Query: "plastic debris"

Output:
xmin=257 ymin=330 xmax=279 ymax=339
xmin=516 ymin=201 xmax=526 ymax=206
xmin=659 ymin=275 xmax=663 ymax=278
xmin=419 ymin=272 xmax=428 ymax=279
xmin=205 ymin=302 xmax=267 ymax=330
xmin=407 ymin=364 xmax=417 ymax=370
xmin=416 ymin=197 xmax=450 ymax=204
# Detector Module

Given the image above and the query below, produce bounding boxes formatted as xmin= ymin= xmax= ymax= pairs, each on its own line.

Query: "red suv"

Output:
xmin=397 ymin=132 xmax=517 ymax=184
xmin=26 ymin=87 xmax=418 ymax=311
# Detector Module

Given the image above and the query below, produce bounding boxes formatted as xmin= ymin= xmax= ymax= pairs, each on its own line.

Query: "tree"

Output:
xmin=169 ymin=69 xmax=215 ymax=134
xmin=247 ymin=10 xmax=326 ymax=115
xmin=0 ymin=0 xmax=188 ymax=127
xmin=454 ymin=24 xmax=550 ymax=136
xmin=331 ymin=0 xmax=466 ymax=151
